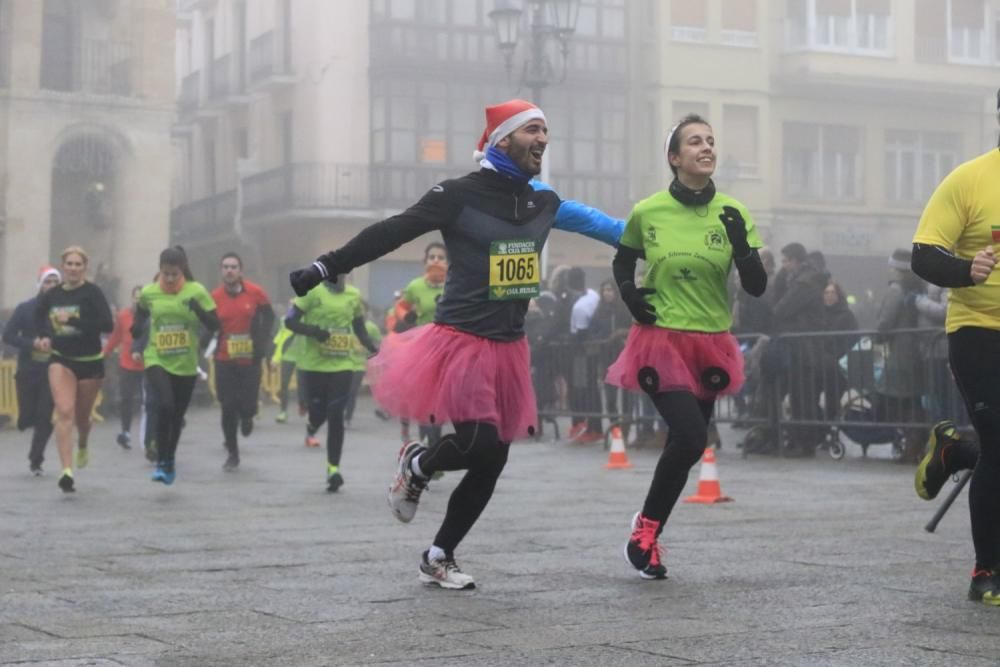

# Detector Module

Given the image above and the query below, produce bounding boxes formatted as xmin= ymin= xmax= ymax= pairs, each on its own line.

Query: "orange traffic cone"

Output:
xmin=605 ymin=425 xmax=633 ymax=469
xmin=683 ymin=447 xmax=732 ymax=504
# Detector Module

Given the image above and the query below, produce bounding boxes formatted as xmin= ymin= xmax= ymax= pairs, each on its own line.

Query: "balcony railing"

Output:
xmin=172 ymin=190 xmax=236 ymax=243
xmin=80 ymin=39 xmax=132 ymax=95
xmin=242 ymin=164 xmax=373 ymax=219
xmin=249 ymin=30 xmax=292 ymax=84
xmin=178 ymin=70 xmax=200 ymax=115
xmin=209 ymin=54 xmax=230 ymax=100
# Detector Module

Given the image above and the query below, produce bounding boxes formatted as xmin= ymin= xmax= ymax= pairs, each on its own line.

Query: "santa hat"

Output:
xmin=474 ymin=99 xmax=546 ymax=162
xmin=37 ymin=265 xmax=61 ymax=289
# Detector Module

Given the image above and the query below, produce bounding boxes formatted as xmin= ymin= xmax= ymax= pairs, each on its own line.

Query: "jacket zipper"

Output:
xmin=512 ymin=193 xmax=519 ymax=221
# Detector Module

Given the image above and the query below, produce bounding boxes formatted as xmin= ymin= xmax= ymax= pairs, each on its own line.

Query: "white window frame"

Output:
xmin=886 ymin=131 xmax=959 ymax=205
xmin=783 ymin=123 xmax=862 ymax=202
xmin=945 ymin=0 xmax=992 ymax=64
xmin=671 ymin=25 xmax=706 ymax=42
xmin=785 ymin=0 xmax=894 ymax=56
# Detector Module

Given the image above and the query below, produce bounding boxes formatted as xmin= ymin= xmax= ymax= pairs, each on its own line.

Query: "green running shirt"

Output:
xmin=293 ymin=284 xmax=364 ymax=373
xmin=139 ymin=281 xmax=216 ymax=376
xmin=402 ymin=276 xmax=444 ymax=326
xmin=619 ymin=190 xmax=762 ymax=333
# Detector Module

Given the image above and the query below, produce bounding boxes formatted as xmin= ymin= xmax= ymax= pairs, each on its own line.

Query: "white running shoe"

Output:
xmin=418 ymin=550 xmax=476 ymax=590
xmin=388 ymin=441 xmax=427 ymax=523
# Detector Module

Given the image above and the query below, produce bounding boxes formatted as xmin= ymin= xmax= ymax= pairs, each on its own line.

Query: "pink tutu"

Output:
xmin=605 ymin=325 xmax=744 ymax=400
xmin=368 ymin=324 xmax=537 ymax=442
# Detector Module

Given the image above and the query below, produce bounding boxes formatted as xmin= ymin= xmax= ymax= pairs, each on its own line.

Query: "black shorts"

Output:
xmin=51 ymin=356 xmax=105 ymax=381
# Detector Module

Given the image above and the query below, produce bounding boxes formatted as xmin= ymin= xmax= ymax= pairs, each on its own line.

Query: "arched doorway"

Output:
xmin=50 ymin=133 xmax=118 ymax=297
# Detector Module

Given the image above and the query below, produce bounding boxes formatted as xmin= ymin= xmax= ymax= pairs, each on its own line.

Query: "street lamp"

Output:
xmin=488 ymin=0 xmax=581 ymax=279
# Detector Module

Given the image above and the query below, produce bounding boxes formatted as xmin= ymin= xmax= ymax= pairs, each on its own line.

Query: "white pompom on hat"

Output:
xmin=473 ymin=99 xmax=546 ymax=162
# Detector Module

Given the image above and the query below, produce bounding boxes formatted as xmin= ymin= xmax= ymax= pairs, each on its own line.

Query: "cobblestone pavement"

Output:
xmin=1 ymin=400 xmax=997 ymax=666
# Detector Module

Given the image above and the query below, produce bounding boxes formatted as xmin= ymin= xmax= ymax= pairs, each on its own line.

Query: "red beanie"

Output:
xmin=474 ymin=99 xmax=546 ymax=162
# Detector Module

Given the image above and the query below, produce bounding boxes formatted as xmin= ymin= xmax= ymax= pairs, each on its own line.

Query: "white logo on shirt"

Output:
xmin=432 ymin=185 xmax=444 ymax=193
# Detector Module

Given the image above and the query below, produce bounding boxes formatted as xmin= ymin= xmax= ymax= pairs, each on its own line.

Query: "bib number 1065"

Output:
xmin=494 ymin=255 xmax=536 ymax=283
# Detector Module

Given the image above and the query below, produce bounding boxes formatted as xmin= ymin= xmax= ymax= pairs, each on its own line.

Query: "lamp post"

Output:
xmin=489 ymin=0 xmax=581 ymax=280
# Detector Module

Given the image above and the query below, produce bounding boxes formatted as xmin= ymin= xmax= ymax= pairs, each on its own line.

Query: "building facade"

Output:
xmin=171 ymin=0 xmax=657 ymax=307
xmin=0 ymin=0 xmax=175 ymax=309
xmin=659 ymin=0 xmax=999 ymax=308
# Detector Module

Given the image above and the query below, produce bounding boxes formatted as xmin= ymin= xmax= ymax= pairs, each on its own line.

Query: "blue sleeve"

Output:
xmin=531 ymin=180 xmax=624 ymax=247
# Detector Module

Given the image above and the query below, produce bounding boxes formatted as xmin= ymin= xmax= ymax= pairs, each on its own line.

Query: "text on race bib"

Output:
xmin=320 ymin=330 xmax=352 ymax=357
xmin=489 ymin=240 xmax=540 ymax=301
xmin=226 ymin=334 xmax=253 ymax=359
xmin=155 ymin=325 xmax=190 ymax=356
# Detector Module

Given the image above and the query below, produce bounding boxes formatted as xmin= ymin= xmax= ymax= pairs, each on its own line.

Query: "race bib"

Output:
xmin=320 ymin=329 xmax=352 ymax=357
xmin=489 ymin=240 xmax=540 ymax=301
xmin=155 ymin=325 xmax=190 ymax=356
xmin=226 ymin=334 xmax=253 ymax=359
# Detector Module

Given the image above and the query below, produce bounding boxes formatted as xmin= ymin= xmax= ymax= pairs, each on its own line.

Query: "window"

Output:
xmin=885 ymin=131 xmax=959 ymax=205
xmin=783 ymin=123 xmax=862 ymax=201
xmin=722 ymin=105 xmax=759 ymax=178
xmin=785 ymin=0 xmax=892 ymax=55
xmin=40 ymin=0 xmax=76 ymax=91
xmin=948 ymin=0 xmax=988 ymax=63
xmin=670 ymin=0 xmax=706 ymax=42
xmin=721 ymin=0 xmax=757 ymax=47
xmin=915 ymin=0 xmax=947 ymax=62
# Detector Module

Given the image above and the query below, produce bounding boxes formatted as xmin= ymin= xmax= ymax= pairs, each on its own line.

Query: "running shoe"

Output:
xmin=75 ymin=447 xmax=89 ymax=470
xmin=30 ymin=464 xmax=42 ymax=477
xmin=567 ymin=422 xmax=587 ymax=441
xmin=305 ymin=435 xmax=320 ymax=448
xmin=275 ymin=411 xmax=288 ymax=424
xmin=152 ymin=462 xmax=176 ymax=486
xmin=222 ymin=451 xmax=240 ymax=472
xmin=968 ymin=568 xmax=1000 ymax=606
xmin=388 ymin=441 xmax=427 ymax=523
xmin=326 ymin=466 xmax=344 ymax=493
xmin=624 ymin=512 xmax=667 ymax=580
xmin=58 ymin=471 xmax=75 ymax=493
xmin=240 ymin=416 xmax=254 ymax=437
xmin=419 ymin=550 xmax=476 ymax=590
xmin=915 ymin=420 xmax=960 ymax=501
xmin=116 ymin=432 xmax=132 ymax=450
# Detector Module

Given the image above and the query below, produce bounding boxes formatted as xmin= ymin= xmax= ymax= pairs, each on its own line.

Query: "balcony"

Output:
xmin=178 ymin=70 xmax=200 ymax=117
xmin=80 ymin=39 xmax=132 ymax=95
xmin=242 ymin=164 xmax=374 ymax=221
xmin=249 ymin=31 xmax=295 ymax=90
xmin=171 ymin=190 xmax=236 ymax=244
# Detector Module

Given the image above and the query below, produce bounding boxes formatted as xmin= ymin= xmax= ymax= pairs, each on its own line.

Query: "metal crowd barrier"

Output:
xmin=529 ymin=328 xmax=963 ymax=459
xmin=0 ymin=359 xmax=17 ymax=424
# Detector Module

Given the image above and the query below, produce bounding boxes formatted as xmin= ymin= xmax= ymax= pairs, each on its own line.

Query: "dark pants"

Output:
xmin=641 ymin=392 xmax=715 ymax=529
xmin=144 ymin=366 xmax=196 ymax=465
xmin=948 ymin=327 xmax=1000 ymax=569
xmin=16 ymin=368 xmax=53 ymax=468
xmin=215 ymin=360 xmax=262 ymax=452
xmin=415 ymin=422 xmax=511 ymax=553
xmin=143 ymin=374 xmax=158 ymax=447
xmin=118 ymin=368 xmax=144 ymax=434
xmin=344 ymin=370 xmax=365 ymax=422
xmin=278 ymin=360 xmax=297 ymax=412
xmin=302 ymin=370 xmax=354 ymax=467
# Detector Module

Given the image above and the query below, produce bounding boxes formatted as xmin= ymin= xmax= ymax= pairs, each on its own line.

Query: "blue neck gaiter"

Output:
xmin=485 ymin=146 xmax=531 ymax=185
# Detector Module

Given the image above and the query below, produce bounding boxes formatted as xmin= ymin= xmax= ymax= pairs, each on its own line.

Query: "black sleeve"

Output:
xmin=315 ymin=185 xmax=459 ymax=277
xmin=352 ymin=316 xmax=378 ymax=354
xmin=612 ymin=245 xmax=643 ymax=291
xmin=194 ymin=307 xmax=220 ymax=333
xmin=734 ymin=249 xmax=767 ymax=297
xmin=911 ymin=243 xmax=976 ymax=289
xmin=34 ymin=291 xmax=53 ymax=338
xmin=284 ymin=306 xmax=326 ymax=339
xmin=130 ymin=305 xmax=150 ymax=341
xmin=2 ymin=303 xmax=34 ymax=351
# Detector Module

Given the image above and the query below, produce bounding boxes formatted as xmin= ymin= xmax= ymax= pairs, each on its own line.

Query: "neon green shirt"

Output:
xmin=293 ymin=284 xmax=364 ymax=373
xmin=139 ymin=281 xmax=216 ymax=376
xmin=402 ymin=276 xmax=444 ymax=326
xmin=620 ymin=190 xmax=762 ymax=333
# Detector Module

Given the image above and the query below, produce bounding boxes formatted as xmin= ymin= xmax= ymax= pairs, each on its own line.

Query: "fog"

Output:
xmin=0 ymin=0 xmax=997 ymax=327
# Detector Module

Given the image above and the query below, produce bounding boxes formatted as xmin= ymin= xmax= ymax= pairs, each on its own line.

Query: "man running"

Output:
xmin=910 ymin=88 xmax=1000 ymax=606
xmin=289 ymin=99 xmax=624 ymax=589
xmin=210 ymin=252 xmax=274 ymax=471
xmin=3 ymin=266 xmax=60 ymax=475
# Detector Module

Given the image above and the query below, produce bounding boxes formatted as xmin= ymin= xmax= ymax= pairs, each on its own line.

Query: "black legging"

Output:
xmin=144 ymin=366 xmax=196 ymax=465
xmin=215 ymin=360 xmax=262 ymax=450
xmin=416 ymin=422 xmax=510 ymax=553
xmin=118 ymin=368 xmax=143 ymax=434
xmin=302 ymin=370 xmax=353 ymax=467
xmin=278 ymin=361 xmax=296 ymax=412
xmin=15 ymin=368 xmax=53 ymax=468
xmin=641 ymin=392 xmax=715 ymax=528
xmin=949 ymin=327 xmax=1000 ymax=569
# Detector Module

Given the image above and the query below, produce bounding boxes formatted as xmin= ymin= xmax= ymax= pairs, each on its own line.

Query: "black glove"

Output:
xmin=403 ymin=310 xmax=417 ymax=325
xmin=289 ymin=263 xmax=335 ymax=297
xmin=303 ymin=325 xmax=329 ymax=342
xmin=186 ymin=298 xmax=205 ymax=314
xmin=619 ymin=281 xmax=656 ymax=325
xmin=719 ymin=205 xmax=751 ymax=258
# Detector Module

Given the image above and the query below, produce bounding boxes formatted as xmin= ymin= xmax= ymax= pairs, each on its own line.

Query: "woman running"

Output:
xmin=607 ymin=114 xmax=767 ymax=579
xmin=289 ymin=99 xmax=623 ymax=589
xmin=131 ymin=247 xmax=218 ymax=485
xmin=271 ymin=298 xmax=302 ymax=424
xmin=35 ymin=247 xmax=114 ymax=493
xmin=284 ymin=278 xmax=378 ymax=492
xmin=103 ymin=285 xmax=145 ymax=451
xmin=3 ymin=266 xmax=61 ymax=475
